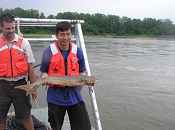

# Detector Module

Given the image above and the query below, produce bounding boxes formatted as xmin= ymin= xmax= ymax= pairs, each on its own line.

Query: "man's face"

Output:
xmin=56 ymin=29 xmax=71 ymax=48
xmin=1 ymin=21 xmax=15 ymax=39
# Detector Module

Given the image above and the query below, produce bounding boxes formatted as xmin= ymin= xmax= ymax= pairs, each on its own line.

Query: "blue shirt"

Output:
xmin=40 ymin=44 xmax=86 ymax=106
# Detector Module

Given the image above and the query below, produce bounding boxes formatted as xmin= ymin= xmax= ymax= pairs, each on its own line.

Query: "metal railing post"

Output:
xmin=75 ymin=23 xmax=102 ymax=130
xmin=16 ymin=19 xmax=21 ymax=35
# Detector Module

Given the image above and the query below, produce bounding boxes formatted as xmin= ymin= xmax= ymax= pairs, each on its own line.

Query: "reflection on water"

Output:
xmin=31 ymin=37 xmax=175 ymax=130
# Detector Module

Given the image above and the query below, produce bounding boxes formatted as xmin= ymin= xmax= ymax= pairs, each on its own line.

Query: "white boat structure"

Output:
xmin=14 ymin=18 xmax=102 ymax=130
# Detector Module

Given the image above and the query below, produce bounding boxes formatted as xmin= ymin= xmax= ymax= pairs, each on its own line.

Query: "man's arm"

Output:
xmin=28 ymin=63 xmax=39 ymax=83
xmin=22 ymin=39 xmax=38 ymax=82
xmin=77 ymin=48 xmax=86 ymax=73
xmin=40 ymin=47 xmax=52 ymax=78
xmin=80 ymin=71 xmax=87 ymax=75
xmin=22 ymin=38 xmax=38 ymax=101
xmin=27 ymin=63 xmax=38 ymax=102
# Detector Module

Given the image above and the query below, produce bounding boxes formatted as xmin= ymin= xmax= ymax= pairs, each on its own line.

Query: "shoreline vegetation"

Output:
xmin=1 ymin=7 xmax=175 ymax=37
xmin=24 ymin=33 xmax=175 ymax=40
xmin=24 ymin=33 xmax=156 ymax=39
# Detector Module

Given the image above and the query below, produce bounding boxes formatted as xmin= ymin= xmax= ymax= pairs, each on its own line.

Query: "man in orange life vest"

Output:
xmin=0 ymin=13 xmax=38 ymax=130
xmin=40 ymin=22 xmax=91 ymax=130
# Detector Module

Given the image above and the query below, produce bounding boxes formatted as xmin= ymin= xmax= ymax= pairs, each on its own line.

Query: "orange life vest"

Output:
xmin=0 ymin=35 xmax=28 ymax=78
xmin=48 ymin=42 xmax=80 ymax=77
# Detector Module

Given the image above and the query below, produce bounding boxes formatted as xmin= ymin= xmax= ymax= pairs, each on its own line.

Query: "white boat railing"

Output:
xmin=15 ymin=18 xmax=102 ymax=130
xmin=75 ymin=23 xmax=102 ymax=130
xmin=15 ymin=18 xmax=84 ymax=23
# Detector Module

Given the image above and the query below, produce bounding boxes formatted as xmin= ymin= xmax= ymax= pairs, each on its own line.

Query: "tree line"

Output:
xmin=1 ymin=7 xmax=175 ymax=36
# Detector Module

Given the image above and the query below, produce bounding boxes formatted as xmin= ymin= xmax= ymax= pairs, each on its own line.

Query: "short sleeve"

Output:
xmin=77 ymin=48 xmax=86 ymax=73
xmin=40 ymin=47 xmax=52 ymax=73
xmin=21 ymin=39 xmax=35 ymax=63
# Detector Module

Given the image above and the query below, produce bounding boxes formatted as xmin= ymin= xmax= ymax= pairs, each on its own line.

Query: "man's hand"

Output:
xmin=41 ymin=73 xmax=49 ymax=90
xmin=41 ymin=73 xmax=48 ymax=79
xmin=31 ymin=90 xmax=38 ymax=103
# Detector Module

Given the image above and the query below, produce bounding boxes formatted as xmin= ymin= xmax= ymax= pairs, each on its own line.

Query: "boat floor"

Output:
xmin=32 ymin=107 xmax=70 ymax=129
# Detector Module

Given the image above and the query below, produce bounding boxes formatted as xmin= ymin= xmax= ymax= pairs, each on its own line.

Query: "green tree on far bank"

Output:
xmin=1 ymin=7 xmax=175 ymax=36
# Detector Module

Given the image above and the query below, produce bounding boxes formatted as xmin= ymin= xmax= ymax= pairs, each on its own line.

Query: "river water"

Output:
xmin=30 ymin=37 xmax=175 ymax=130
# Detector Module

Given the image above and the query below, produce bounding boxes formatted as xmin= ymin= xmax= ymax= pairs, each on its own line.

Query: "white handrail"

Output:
xmin=17 ymin=25 xmax=56 ymax=27
xmin=75 ymin=23 xmax=102 ymax=130
xmin=15 ymin=18 xmax=84 ymax=23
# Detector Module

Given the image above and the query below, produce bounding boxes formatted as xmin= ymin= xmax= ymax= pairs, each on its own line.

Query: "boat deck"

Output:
xmin=32 ymin=107 xmax=70 ymax=129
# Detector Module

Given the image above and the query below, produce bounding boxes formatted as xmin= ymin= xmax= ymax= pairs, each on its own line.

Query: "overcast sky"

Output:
xmin=1 ymin=0 xmax=175 ymax=23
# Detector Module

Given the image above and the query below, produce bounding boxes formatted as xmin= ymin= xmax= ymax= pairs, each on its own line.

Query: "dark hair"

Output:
xmin=55 ymin=21 xmax=71 ymax=35
xmin=0 ymin=13 xmax=15 ymax=26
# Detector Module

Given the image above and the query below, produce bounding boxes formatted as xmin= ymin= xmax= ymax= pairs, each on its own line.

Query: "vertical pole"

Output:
xmin=17 ymin=20 xmax=21 ymax=35
xmin=75 ymin=23 xmax=102 ymax=130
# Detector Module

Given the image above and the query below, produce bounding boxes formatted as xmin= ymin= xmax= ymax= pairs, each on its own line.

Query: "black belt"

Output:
xmin=0 ymin=78 xmax=26 ymax=84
